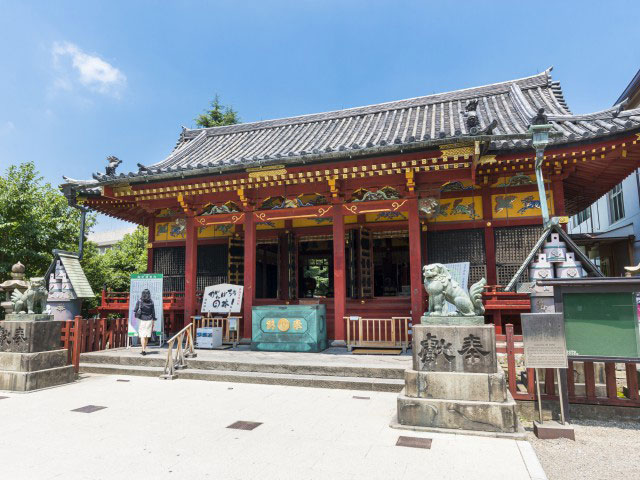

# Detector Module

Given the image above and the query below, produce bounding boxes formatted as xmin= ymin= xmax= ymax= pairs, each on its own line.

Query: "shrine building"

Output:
xmin=61 ymin=68 xmax=640 ymax=342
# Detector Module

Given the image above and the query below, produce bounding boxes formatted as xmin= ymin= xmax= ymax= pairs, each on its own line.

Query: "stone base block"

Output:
xmin=412 ymin=324 xmax=496 ymax=373
xmin=0 ymin=319 xmax=62 ymax=353
xmin=420 ymin=315 xmax=484 ymax=326
xmin=0 ymin=365 xmax=74 ymax=391
xmin=533 ymin=421 xmax=575 ymax=440
xmin=404 ymin=369 xmax=507 ymax=402
xmin=397 ymin=390 xmax=519 ymax=433
xmin=0 ymin=349 xmax=68 ymax=372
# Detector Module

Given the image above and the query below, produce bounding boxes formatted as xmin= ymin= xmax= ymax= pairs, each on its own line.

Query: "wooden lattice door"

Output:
xmin=358 ymin=228 xmax=373 ymax=298
xmin=287 ymin=232 xmax=298 ymax=299
xmin=227 ymin=237 xmax=244 ymax=285
xmin=427 ymin=229 xmax=486 ymax=286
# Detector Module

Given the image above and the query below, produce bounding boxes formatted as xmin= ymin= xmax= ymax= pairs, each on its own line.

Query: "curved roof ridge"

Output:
xmin=181 ymin=69 xmax=553 ymax=139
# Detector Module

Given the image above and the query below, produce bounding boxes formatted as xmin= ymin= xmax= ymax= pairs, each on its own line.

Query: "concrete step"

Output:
xmin=79 ymin=353 xmax=406 ymax=379
xmin=79 ymin=362 xmax=405 ymax=392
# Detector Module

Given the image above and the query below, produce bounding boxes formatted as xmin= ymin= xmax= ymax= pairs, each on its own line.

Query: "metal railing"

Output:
xmin=160 ymin=323 xmax=197 ymax=379
xmin=344 ymin=316 xmax=411 ymax=352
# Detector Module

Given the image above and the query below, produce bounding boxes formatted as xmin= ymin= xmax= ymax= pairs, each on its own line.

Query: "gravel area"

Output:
xmin=527 ymin=419 xmax=640 ymax=480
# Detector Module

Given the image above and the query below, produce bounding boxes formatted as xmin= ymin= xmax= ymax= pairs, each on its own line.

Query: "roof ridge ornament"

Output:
xmin=530 ymin=108 xmax=548 ymax=126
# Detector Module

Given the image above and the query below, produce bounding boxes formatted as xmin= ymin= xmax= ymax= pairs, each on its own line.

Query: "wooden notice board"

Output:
xmin=563 ymin=292 xmax=640 ymax=358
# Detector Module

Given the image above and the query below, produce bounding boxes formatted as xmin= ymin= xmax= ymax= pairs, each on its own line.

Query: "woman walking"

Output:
xmin=134 ymin=289 xmax=156 ymax=355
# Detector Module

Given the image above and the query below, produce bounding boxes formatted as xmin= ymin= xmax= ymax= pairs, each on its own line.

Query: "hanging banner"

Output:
xmin=442 ymin=262 xmax=470 ymax=314
xmin=201 ymin=283 xmax=244 ymax=313
xmin=128 ymin=273 xmax=164 ymax=337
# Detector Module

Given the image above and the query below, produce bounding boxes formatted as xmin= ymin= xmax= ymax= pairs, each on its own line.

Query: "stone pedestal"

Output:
xmin=396 ymin=318 xmax=521 ymax=435
xmin=0 ymin=313 xmax=74 ymax=391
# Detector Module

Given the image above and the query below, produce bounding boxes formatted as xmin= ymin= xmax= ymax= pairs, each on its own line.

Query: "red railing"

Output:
xmin=499 ymin=323 xmax=640 ymax=407
xmin=61 ymin=316 xmax=128 ymax=372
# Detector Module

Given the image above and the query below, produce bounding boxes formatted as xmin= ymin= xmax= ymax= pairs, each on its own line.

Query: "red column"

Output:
xmin=332 ymin=208 xmax=346 ymax=340
xmin=481 ymin=188 xmax=497 ymax=285
xmin=146 ymin=217 xmax=155 ymax=274
xmin=407 ymin=198 xmax=423 ymax=325
xmin=551 ymin=177 xmax=566 ymax=216
xmin=243 ymin=210 xmax=256 ymax=340
xmin=184 ymin=215 xmax=198 ymax=327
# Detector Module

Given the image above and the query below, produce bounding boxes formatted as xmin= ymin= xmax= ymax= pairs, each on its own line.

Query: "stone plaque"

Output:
xmin=521 ymin=313 xmax=568 ymax=368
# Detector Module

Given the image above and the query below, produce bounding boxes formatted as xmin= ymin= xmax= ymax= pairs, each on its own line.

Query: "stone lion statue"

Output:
xmin=423 ymin=264 xmax=486 ymax=317
xmin=11 ymin=277 xmax=48 ymax=314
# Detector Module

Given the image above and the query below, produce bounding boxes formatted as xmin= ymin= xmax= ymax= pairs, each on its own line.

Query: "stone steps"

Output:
xmin=79 ymin=353 xmax=406 ymax=379
xmin=79 ymin=362 xmax=405 ymax=392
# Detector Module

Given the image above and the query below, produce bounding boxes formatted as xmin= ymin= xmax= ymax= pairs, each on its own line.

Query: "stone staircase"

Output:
xmin=79 ymin=351 xmax=407 ymax=392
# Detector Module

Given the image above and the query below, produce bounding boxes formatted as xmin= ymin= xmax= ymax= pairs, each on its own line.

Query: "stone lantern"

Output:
xmin=0 ymin=262 xmax=30 ymax=315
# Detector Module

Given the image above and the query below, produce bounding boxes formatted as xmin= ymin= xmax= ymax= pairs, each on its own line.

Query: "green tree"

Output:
xmin=81 ymin=226 xmax=148 ymax=312
xmin=0 ymin=162 xmax=93 ymax=282
xmin=195 ymin=94 xmax=240 ymax=128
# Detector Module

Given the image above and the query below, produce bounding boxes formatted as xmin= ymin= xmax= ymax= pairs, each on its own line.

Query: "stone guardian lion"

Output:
xmin=423 ymin=263 xmax=486 ymax=316
xmin=11 ymin=277 xmax=48 ymax=314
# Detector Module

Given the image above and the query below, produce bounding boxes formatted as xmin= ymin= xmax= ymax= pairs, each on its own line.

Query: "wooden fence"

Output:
xmin=61 ymin=317 xmax=128 ymax=372
xmin=344 ymin=316 xmax=411 ymax=352
xmin=499 ymin=323 xmax=640 ymax=407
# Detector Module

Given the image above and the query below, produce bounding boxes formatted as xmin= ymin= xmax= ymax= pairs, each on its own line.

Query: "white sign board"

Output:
xmin=195 ymin=327 xmax=223 ymax=349
xmin=201 ymin=283 xmax=244 ymax=313
xmin=442 ymin=262 xmax=470 ymax=314
xmin=522 ymin=313 xmax=568 ymax=369
xmin=128 ymin=273 xmax=163 ymax=337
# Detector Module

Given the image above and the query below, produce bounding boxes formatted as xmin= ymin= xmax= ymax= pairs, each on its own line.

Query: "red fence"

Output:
xmin=499 ymin=323 xmax=640 ymax=408
xmin=61 ymin=316 xmax=128 ymax=372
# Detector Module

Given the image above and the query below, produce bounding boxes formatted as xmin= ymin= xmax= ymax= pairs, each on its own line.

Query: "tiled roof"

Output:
xmin=70 ymin=68 xmax=640 ymax=186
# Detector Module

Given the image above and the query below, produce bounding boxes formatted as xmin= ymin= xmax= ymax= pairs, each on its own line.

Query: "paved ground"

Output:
xmin=0 ymin=374 xmax=546 ymax=480
xmin=528 ymin=419 xmax=640 ymax=480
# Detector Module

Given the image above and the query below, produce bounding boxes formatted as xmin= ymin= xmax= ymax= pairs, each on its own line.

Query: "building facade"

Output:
xmin=568 ymin=68 xmax=640 ymax=275
xmin=62 ymin=68 xmax=640 ymax=341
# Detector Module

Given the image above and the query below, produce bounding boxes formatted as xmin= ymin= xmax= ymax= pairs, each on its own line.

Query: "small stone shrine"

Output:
xmin=0 ymin=311 xmax=75 ymax=391
xmin=396 ymin=263 xmax=520 ymax=435
xmin=46 ymin=250 xmax=94 ymax=322
xmin=507 ymin=222 xmax=603 ymax=311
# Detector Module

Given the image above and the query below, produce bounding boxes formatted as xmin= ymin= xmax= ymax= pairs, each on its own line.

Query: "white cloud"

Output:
xmin=52 ymin=41 xmax=126 ymax=97
xmin=0 ymin=121 xmax=16 ymax=135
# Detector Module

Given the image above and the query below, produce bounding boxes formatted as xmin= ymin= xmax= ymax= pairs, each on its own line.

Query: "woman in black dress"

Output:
xmin=134 ymin=289 xmax=156 ymax=355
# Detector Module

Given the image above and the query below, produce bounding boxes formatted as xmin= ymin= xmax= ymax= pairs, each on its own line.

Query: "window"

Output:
xmin=575 ymin=207 xmax=591 ymax=226
xmin=608 ymin=184 xmax=625 ymax=223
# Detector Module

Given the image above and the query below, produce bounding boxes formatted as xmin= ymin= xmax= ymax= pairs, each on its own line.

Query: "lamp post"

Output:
xmin=529 ymin=123 xmax=553 ymax=228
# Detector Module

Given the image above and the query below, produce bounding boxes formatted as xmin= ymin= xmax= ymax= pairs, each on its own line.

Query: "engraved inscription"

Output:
xmin=418 ymin=333 xmax=455 ymax=370
xmin=457 ymin=334 xmax=489 ymax=364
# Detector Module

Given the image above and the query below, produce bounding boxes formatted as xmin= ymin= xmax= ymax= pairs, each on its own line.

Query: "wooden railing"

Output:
xmin=61 ymin=316 xmax=129 ymax=373
xmin=160 ymin=323 xmax=197 ymax=379
xmin=344 ymin=316 xmax=411 ymax=352
xmin=192 ymin=316 xmax=241 ymax=348
xmin=500 ymin=323 xmax=640 ymax=407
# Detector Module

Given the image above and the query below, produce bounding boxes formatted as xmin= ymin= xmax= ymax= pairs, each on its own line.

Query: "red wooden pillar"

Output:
xmin=332 ymin=207 xmax=346 ymax=340
xmin=184 ymin=215 xmax=198 ymax=327
xmin=551 ymin=177 xmax=566 ymax=216
xmin=243 ymin=210 xmax=256 ymax=340
xmin=407 ymin=198 xmax=423 ymax=325
xmin=146 ymin=217 xmax=155 ymax=274
xmin=482 ymin=188 xmax=497 ymax=285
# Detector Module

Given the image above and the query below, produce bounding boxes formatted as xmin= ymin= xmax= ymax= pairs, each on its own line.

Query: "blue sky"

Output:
xmin=1 ymin=0 xmax=639 ymax=232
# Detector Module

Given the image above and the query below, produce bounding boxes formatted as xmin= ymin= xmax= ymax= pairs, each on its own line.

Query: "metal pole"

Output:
xmin=535 ymin=368 xmax=543 ymax=424
xmin=535 ymin=148 xmax=550 ymax=227
xmin=556 ymin=368 xmax=566 ymax=425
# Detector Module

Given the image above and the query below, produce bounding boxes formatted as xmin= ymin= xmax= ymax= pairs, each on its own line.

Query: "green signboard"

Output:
xmin=563 ymin=292 xmax=640 ymax=358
